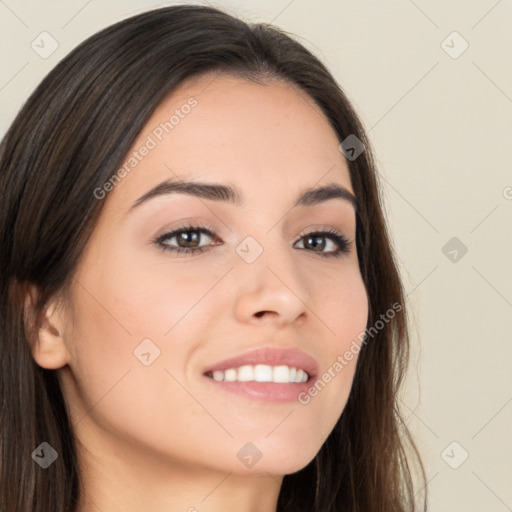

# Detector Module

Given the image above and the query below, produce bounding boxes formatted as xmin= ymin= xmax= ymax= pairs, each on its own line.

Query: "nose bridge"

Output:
xmin=232 ymin=231 xmax=310 ymax=323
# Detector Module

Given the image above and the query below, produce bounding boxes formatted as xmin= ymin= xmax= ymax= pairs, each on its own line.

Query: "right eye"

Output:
xmin=154 ymin=224 xmax=222 ymax=255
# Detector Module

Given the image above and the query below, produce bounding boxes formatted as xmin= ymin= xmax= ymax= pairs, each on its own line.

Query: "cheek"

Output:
xmin=329 ymin=270 xmax=368 ymax=375
xmin=64 ymin=248 xmax=225 ymax=422
xmin=312 ymin=264 xmax=369 ymax=347
xmin=63 ymin=271 xmax=205 ymax=457
xmin=101 ymin=245 xmax=228 ymax=340
xmin=299 ymin=266 xmax=368 ymax=425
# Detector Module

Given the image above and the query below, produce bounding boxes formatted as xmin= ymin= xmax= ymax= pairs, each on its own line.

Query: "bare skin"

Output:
xmin=29 ymin=73 xmax=368 ymax=512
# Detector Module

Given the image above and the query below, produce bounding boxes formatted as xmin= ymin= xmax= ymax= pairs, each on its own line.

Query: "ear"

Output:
xmin=24 ymin=285 xmax=71 ymax=369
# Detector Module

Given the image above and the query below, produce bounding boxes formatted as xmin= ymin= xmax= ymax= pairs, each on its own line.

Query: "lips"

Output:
xmin=203 ymin=347 xmax=319 ymax=381
xmin=201 ymin=347 xmax=319 ymax=403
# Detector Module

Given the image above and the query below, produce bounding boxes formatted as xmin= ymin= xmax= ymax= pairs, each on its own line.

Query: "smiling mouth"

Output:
xmin=204 ymin=364 xmax=309 ymax=383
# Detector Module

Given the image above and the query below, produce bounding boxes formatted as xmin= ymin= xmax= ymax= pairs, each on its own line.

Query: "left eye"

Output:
xmin=154 ymin=225 xmax=351 ymax=258
xmin=295 ymin=233 xmax=342 ymax=253
xmin=294 ymin=229 xmax=350 ymax=257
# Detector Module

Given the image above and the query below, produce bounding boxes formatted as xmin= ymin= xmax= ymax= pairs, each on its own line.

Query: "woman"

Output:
xmin=0 ymin=5 xmax=426 ymax=511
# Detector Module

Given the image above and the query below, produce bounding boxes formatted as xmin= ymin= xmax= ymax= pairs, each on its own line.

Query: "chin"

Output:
xmin=224 ymin=441 xmax=320 ymax=476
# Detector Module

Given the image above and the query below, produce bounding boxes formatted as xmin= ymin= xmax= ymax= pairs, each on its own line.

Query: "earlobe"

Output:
xmin=24 ymin=285 xmax=71 ymax=370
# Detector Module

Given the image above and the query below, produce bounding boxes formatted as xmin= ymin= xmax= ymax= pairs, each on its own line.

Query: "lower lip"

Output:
xmin=203 ymin=376 xmax=313 ymax=402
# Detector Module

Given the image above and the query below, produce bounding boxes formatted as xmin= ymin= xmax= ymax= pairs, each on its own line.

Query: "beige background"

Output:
xmin=1 ymin=0 xmax=511 ymax=509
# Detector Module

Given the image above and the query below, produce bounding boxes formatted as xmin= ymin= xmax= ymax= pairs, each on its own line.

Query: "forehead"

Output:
xmin=108 ymin=73 xmax=353 ymax=211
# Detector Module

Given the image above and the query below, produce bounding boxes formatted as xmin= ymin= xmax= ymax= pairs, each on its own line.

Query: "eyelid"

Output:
xmin=154 ymin=218 xmax=219 ymax=239
xmin=152 ymin=222 xmax=219 ymax=250
xmin=295 ymin=224 xmax=351 ymax=241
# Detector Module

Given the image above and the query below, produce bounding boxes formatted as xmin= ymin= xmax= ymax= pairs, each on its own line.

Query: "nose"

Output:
xmin=232 ymin=247 xmax=309 ymax=327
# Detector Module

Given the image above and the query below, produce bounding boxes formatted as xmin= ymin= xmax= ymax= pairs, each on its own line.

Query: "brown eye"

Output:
xmin=294 ymin=229 xmax=351 ymax=258
xmin=155 ymin=225 xmax=218 ymax=254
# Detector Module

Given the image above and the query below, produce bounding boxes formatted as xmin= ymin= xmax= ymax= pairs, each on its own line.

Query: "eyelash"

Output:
xmin=153 ymin=223 xmax=352 ymax=259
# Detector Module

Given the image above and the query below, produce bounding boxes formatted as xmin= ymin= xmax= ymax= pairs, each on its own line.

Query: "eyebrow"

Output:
xmin=126 ymin=178 xmax=358 ymax=215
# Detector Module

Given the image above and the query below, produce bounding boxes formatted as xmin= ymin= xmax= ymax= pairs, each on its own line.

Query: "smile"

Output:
xmin=205 ymin=364 xmax=309 ymax=383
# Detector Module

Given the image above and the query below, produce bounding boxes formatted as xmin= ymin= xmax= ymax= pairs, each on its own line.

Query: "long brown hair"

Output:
xmin=0 ymin=5 xmax=426 ymax=511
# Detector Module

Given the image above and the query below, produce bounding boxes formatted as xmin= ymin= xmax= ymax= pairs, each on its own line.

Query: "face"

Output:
xmin=55 ymin=73 xmax=368 ymax=476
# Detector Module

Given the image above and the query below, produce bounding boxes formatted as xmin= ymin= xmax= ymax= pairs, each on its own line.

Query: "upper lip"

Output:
xmin=203 ymin=347 xmax=319 ymax=378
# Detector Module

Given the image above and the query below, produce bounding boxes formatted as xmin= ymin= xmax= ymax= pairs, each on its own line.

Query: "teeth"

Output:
xmin=224 ymin=369 xmax=237 ymax=381
xmin=254 ymin=364 xmax=273 ymax=382
xmin=296 ymin=369 xmax=307 ymax=383
xmin=238 ymin=365 xmax=254 ymax=381
xmin=212 ymin=371 xmax=224 ymax=382
xmin=273 ymin=365 xmax=290 ymax=383
xmin=207 ymin=364 xmax=309 ymax=383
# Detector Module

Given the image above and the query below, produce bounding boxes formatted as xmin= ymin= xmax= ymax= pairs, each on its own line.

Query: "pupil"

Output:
xmin=307 ymin=236 xmax=325 ymax=251
xmin=178 ymin=231 xmax=199 ymax=247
